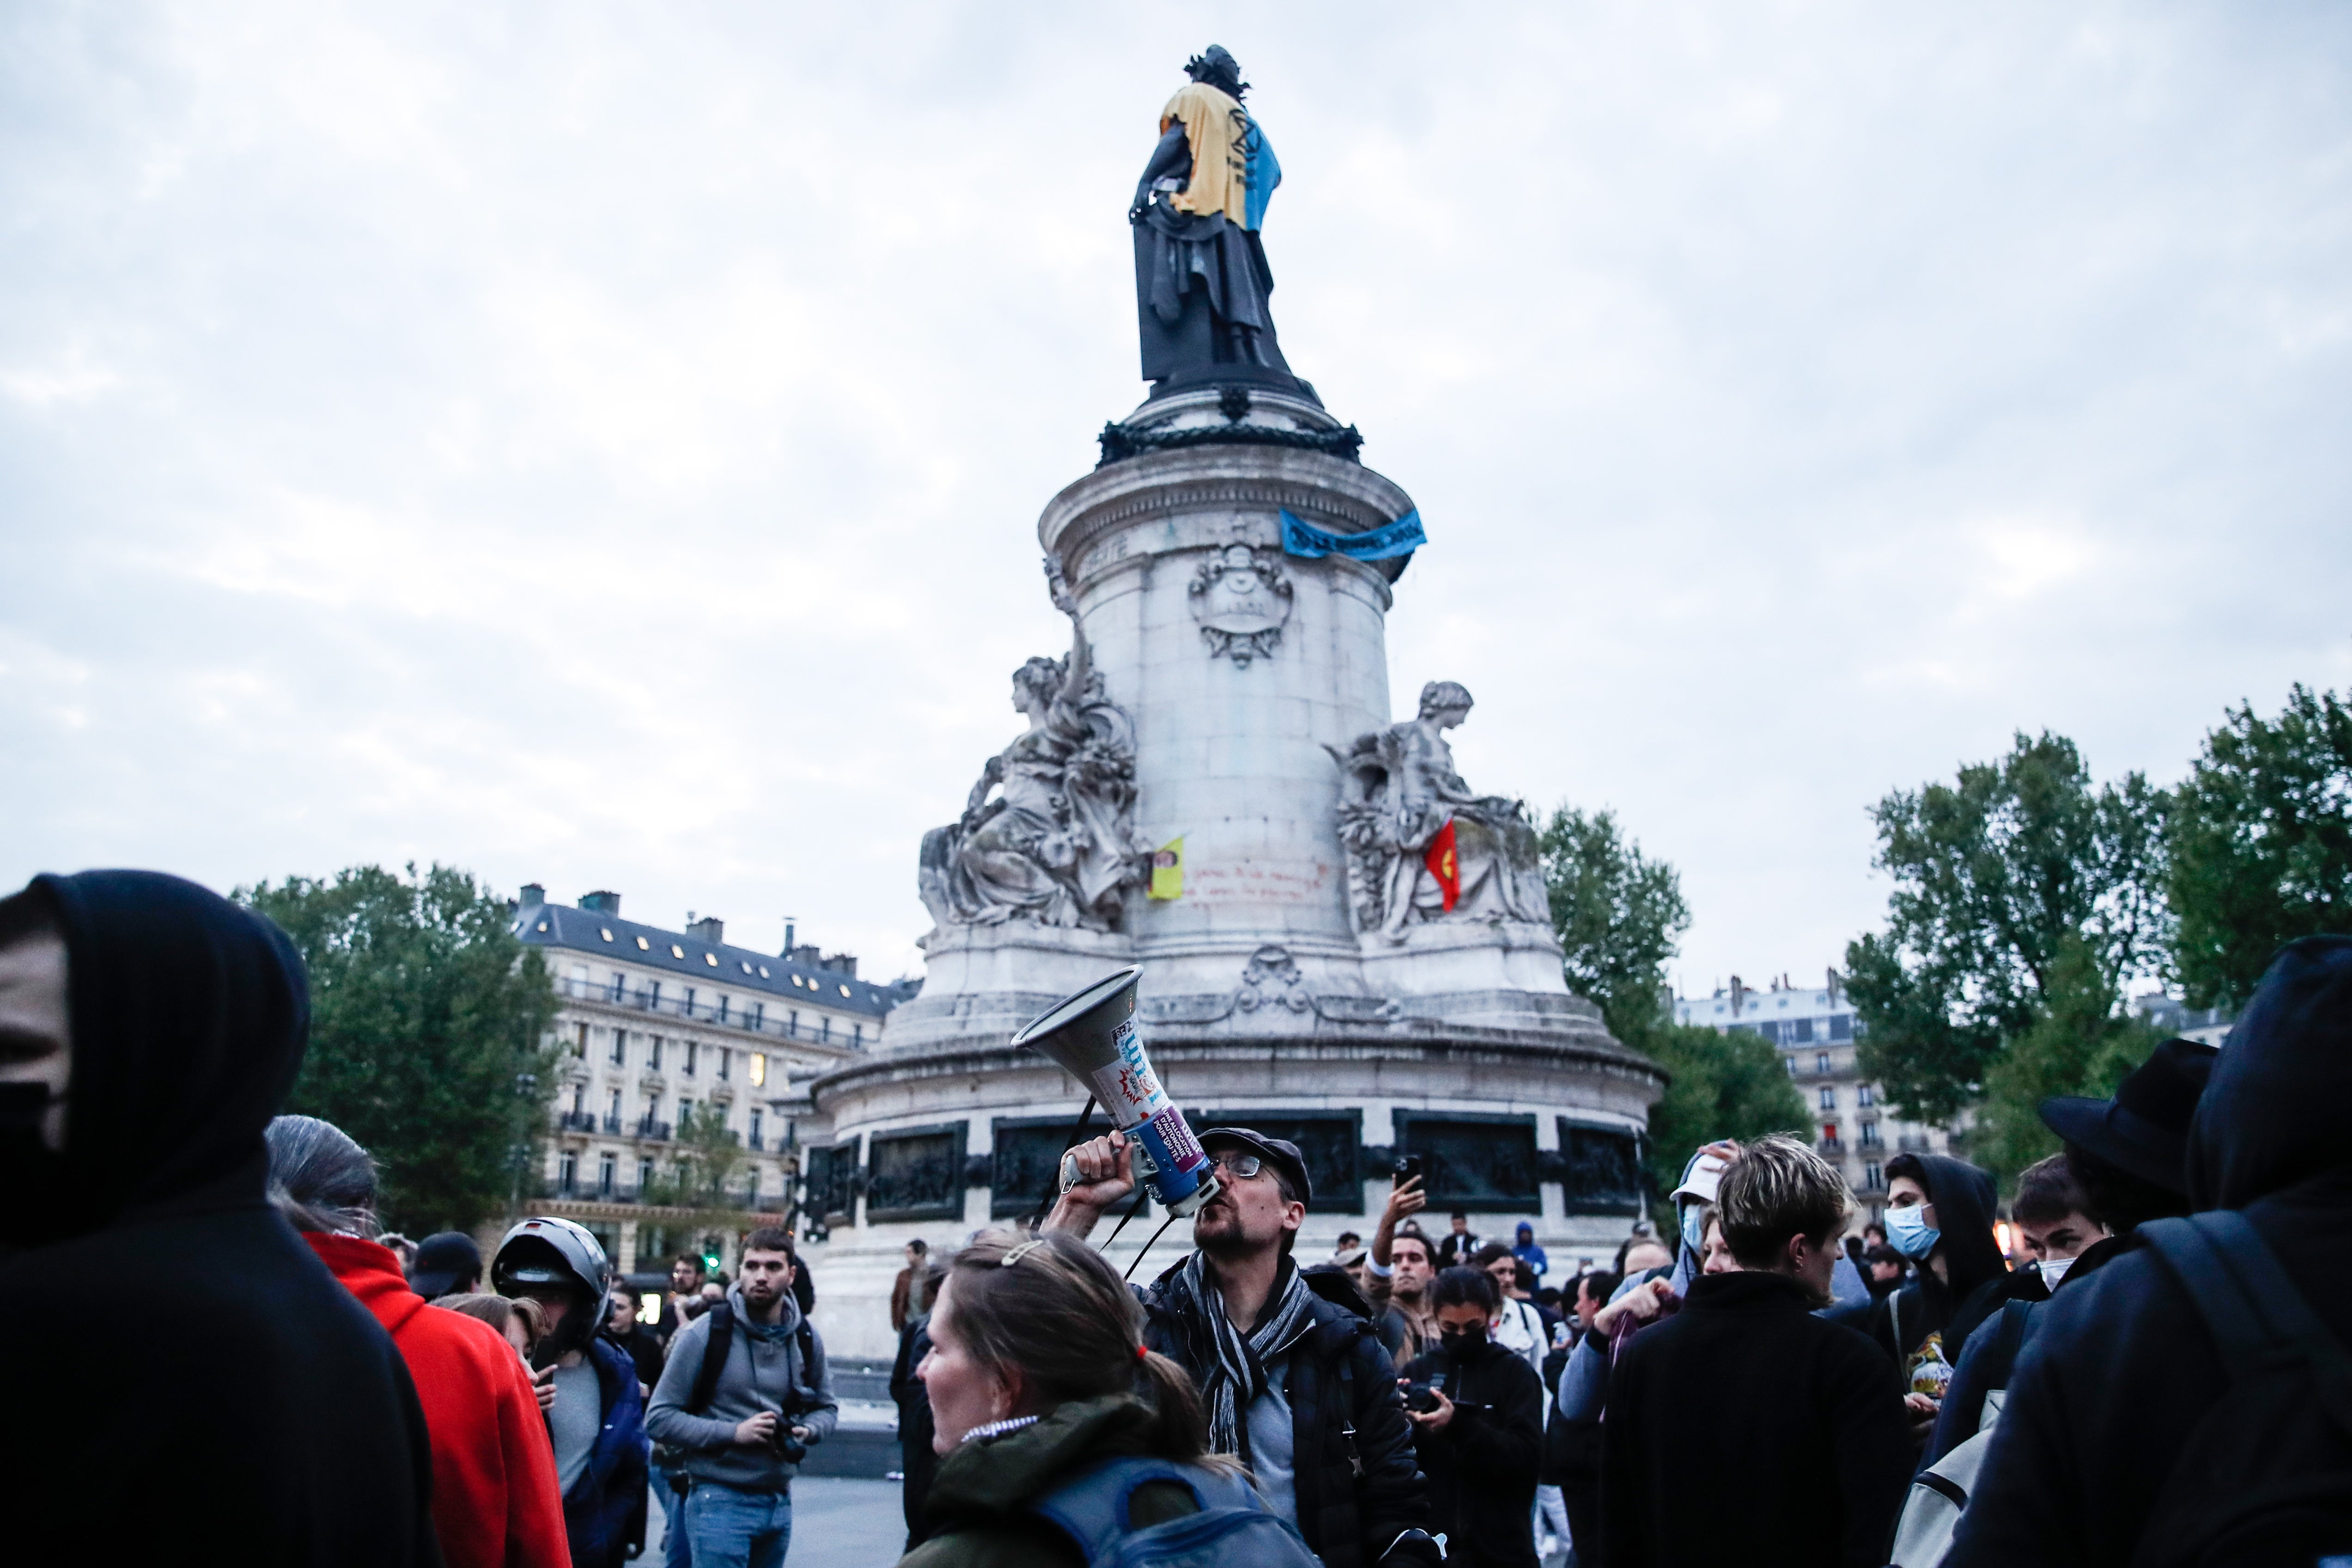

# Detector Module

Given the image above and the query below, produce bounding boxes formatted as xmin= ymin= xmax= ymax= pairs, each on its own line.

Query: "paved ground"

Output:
xmin=644 ymin=1477 xmax=909 ymax=1568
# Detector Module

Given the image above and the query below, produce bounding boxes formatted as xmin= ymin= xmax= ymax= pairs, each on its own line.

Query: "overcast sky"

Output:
xmin=5 ymin=4 xmax=2349 ymax=998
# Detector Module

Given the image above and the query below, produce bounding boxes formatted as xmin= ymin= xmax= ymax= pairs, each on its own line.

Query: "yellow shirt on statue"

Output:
xmin=1159 ymin=81 xmax=1252 ymax=226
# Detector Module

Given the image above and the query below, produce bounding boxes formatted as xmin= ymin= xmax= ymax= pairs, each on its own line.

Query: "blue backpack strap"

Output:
xmin=1029 ymin=1456 xmax=1258 ymax=1565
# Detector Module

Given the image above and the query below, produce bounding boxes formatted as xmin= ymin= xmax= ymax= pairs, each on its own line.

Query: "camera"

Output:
xmin=1393 ymin=1154 xmax=1423 ymax=1185
xmin=1403 ymin=1380 xmax=1442 ymax=1414
xmin=770 ymin=1425 xmax=808 ymax=1465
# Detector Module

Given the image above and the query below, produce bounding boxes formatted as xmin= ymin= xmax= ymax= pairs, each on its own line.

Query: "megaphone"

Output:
xmin=1011 ymin=966 xmax=1221 ymax=1217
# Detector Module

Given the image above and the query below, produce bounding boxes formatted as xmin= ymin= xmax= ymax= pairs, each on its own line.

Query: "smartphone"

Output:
xmin=1393 ymin=1154 xmax=1423 ymax=1185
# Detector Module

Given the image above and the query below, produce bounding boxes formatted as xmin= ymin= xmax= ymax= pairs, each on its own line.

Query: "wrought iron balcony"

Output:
xmin=554 ymin=1110 xmax=596 ymax=1132
xmin=635 ymin=1117 xmax=673 ymax=1142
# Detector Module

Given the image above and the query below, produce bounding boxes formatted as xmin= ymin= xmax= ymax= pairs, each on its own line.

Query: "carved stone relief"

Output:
xmin=1233 ymin=944 xmax=1313 ymax=1015
xmin=1189 ymin=543 xmax=1293 ymax=666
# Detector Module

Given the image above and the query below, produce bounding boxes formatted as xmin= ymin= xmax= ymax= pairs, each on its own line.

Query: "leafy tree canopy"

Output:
xmin=644 ymin=1100 xmax=754 ymax=1226
xmin=1846 ymin=732 xmax=2169 ymax=1124
xmin=1538 ymin=804 xmax=1805 ymax=1192
xmin=2169 ymin=683 xmax=2352 ymax=1009
xmin=242 ymin=864 xmax=559 ymax=1234
xmin=1969 ymin=932 xmax=2162 ymax=1186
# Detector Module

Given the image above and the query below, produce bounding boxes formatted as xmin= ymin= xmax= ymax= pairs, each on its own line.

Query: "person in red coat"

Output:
xmin=269 ymin=1114 xmax=571 ymax=1568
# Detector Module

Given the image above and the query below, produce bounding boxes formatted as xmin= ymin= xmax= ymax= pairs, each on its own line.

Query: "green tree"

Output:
xmin=2169 ymin=683 xmax=2352 ymax=1008
xmin=242 ymin=864 xmax=559 ymax=1233
xmin=1538 ymin=804 xmax=1806 ymax=1192
xmin=1540 ymin=805 xmax=1691 ymax=1032
xmin=645 ymin=1100 xmax=752 ymax=1228
xmin=1845 ymin=732 xmax=2170 ymax=1124
xmin=1970 ymin=934 xmax=2162 ymax=1185
xmin=1639 ymin=1021 xmax=1811 ymax=1196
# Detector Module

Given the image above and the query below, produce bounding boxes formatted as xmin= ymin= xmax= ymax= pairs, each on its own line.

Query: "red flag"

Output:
xmin=1424 ymin=818 xmax=1460 ymax=912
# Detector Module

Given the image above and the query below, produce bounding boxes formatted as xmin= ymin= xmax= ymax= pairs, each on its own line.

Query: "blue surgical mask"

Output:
xmin=1884 ymin=1203 xmax=1940 ymax=1260
xmin=1679 ymin=1203 xmax=1707 ymax=1257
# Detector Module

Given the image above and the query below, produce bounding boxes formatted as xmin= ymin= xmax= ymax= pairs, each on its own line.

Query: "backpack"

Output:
xmin=1888 ymin=1298 xmax=2032 ymax=1568
xmin=2129 ymin=1211 xmax=2352 ymax=1568
xmin=1029 ymin=1455 xmax=1322 ymax=1568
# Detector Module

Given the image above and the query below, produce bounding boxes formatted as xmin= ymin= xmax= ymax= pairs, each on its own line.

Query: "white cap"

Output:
xmin=1670 ymin=1149 xmax=1732 ymax=1206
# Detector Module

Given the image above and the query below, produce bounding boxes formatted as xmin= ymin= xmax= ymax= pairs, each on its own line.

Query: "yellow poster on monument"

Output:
xmin=1148 ymin=837 xmax=1184 ymax=900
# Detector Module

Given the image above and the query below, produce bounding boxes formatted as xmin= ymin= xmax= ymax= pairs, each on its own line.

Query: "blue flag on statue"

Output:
xmin=1279 ymin=507 xmax=1427 ymax=567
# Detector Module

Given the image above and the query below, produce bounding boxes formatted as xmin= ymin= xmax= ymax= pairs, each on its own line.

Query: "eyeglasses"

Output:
xmin=1206 ymin=1153 xmax=1266 ymax=1180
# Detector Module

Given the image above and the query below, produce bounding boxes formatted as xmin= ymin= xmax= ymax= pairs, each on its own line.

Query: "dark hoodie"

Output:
xmin=0 ymin=871 xmax=441 ymax=1566
xmin=1947 ymin=935 xmax=2352 ymax=1568
xmin=1833 ymin=1153 xmax=2012 ymax=1379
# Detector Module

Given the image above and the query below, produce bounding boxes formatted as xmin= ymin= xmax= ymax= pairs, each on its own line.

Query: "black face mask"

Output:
xmin=0 ymin=1081 xmax=74 ymax=1249
xmin=1438 ymin=1323 xmax=1489 ymax=1355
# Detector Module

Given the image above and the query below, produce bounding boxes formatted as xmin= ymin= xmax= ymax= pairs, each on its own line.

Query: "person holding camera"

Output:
xmin=645 ymin=1226 xmax=839 ymax=1568
xmin=1397 ymin=1267 xmax=1544 ymax=1568
xmin=1051 ymin=1126 xmax=1441 ymax=1568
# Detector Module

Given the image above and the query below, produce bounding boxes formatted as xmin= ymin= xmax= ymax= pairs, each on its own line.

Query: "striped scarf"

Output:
xmin=1163 ymin=1250 xmax=1317 ymax=1460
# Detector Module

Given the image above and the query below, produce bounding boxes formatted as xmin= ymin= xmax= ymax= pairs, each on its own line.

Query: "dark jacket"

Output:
xmin=0 ymin=870 xmax=442 ymax=1568
xmin=1603 ymin=1271 xmax=1914 ymax=1568
xmin=1831 ymin=1153 xmax=2013 ymax=1379
xmin=1924 ymin=1236 xmax=2132 ymax=1468
xmin=1140 ymin=1256 xmax=1434 ymax=1568
xmin=563 ymin=1334 xmax=650 ymax=1568
xmin=903 ymin=1396 xmax=1207 ymax=1568
xmin=1948 ymin=935 xmax=2352 ymax=1568
xmin=893 ymin=1315 xmax=941 ymax=1546
xmin=1401 ymin=1336 xmax=1544 ymax=1568
xmin=605 ymin=1324 xmax=665 ymax=1391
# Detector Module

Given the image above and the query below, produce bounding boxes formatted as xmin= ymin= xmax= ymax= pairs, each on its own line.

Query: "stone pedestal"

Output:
xmin=805 ymin=389 xmax=1664 ymax=1361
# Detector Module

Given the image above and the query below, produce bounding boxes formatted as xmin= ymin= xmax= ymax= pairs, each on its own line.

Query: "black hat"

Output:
xmin=1197 ymin=1126 xmax=1311 ymax=1206
xmin=407 ymin=1230 xmax=482 ymax=1301
xmin=2040 ymin=1037 xmax=2219 ymax=1196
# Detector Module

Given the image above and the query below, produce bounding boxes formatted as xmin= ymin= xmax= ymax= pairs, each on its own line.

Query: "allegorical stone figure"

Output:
xmin=1327 ymin=681 xmax=1549 ymax=941
xmin=919 ymin=579 xmax=1144 ymax=934
xmin=1131 ymin=45 xmax=1301 ymax=394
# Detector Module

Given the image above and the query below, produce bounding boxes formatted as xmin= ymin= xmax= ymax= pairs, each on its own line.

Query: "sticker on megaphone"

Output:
xmin=1012 ymin=967 xmax=1219 ymax=1216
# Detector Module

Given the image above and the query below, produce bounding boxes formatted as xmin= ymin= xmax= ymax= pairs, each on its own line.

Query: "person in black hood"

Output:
xmin=1946 ymin=935 xmax=2352 ymax=1568
xmin=1829 ymin=1151 xmax=2010 ymax=1426
xmin=0 ymin=871 xmax=441 ymax=1566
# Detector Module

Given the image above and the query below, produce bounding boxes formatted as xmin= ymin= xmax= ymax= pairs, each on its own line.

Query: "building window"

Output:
xmin=1817 ymin=1052 xmax=1831 ymax=1075
xmin=684 ymin=986 xmax=697 ymax=1017
xmin=679 ymin=1097 xmax=695 ymax=1128
xmin=1832 ymin=1014 xmax=1854 ymax=1040
xmin=852 ymin=1023 xmax=863 ymax=1048
xmin=821 ymin=1017 xmax=833 ymax=1045
xmin=570 ymin=1085 xmax=584 ymax=1114
xmin=608 ymin=1088 xmax=622 ymax=1123
xmin=1754 ymin=1021 xmax=1779 ymax=1045
xmin=1821 ymin=1123 xmax=1839 ymax=1144
xmin=1818 ymin=1087 xmax=1837 ymax=1112
xmin=1860 ymin=1123 xmax=1884 ymax=1148
xmin=1857 ymin=1084 xmax=1874 ymax=1107
xmin=649 ymin=980 xmax=662 ymax=1007
xmin=637 ymin=1157 xmax=654 ymax=1190
xmin=558 ymin=1151 xmax=577 ymax=1190
xmin=684 ymin=1041 xmax=698 ymax=1076
xmin=597 ymin=1153 xmax=616 ymax=1194
xmin=749 ymin=1001 xmax=765 ymax=1029
xmin=1785 ymin=1057 xmax=1797 ymax=1077
xmin=1793 ymin=1017 xmax=1815 ymax=1044
xmin=1864 ymin=1161 xmax=1884 ymax=1190
xmin=749 ymin=1053 xmax=767 ymax=1088
xmin=789 ymin=1010 xmax=800 ymax=1037
xmin=649 ymin=1036 xmax=663 ymax=1070
xmin=573 ymin=1023 xmax=588 ymax=1057
xmin=749 ymin=1109 xmax=764 ymax=1145
xmin=609 ymin=1030 xmax=626 ymax=1066
xmin=718 ymin=1047 xmax=731 ymax=1081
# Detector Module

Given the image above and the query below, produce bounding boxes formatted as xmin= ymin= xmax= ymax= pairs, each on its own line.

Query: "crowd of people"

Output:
xmin=4 ymin=867 xmax=2349 ymax=1567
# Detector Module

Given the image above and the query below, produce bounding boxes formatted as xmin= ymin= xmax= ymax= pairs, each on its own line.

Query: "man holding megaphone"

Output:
xmin=1051 ymin=1127 xmax=1443 ymax=1568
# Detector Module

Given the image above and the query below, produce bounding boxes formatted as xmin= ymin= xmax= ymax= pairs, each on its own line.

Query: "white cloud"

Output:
xmin=3 ymin=1 xmax=2349 ymax=993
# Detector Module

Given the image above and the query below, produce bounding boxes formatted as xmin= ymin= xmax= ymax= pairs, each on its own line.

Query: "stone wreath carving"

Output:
xmin=1234 ymin=944 xmax=1313 ymax=1015
xmin=917 ymin=563 xmax=1145 ymax=933
xmin=1189 ymin=543 xmax=1294 ymax=666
